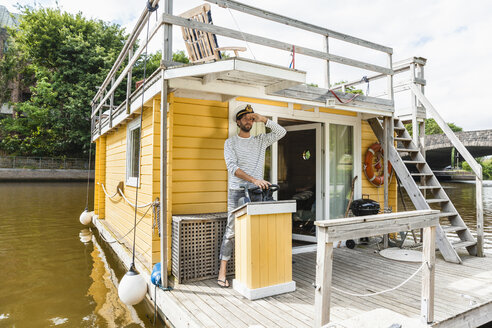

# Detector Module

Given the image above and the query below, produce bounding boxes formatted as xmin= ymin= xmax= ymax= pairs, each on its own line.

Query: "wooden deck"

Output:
xmin=161 ymin=246 xmax=492 ymax=328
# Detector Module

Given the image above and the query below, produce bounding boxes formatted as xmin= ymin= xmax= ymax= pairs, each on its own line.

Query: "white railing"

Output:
xmin=90 ymin=0 xmax=395 ymax=139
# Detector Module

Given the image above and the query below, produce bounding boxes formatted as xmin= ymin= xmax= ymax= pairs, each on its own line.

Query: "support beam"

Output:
xmin=160 ymin=0 xmax=172 ymax=289
xmin=314 ymin=229 xmax=332 ymax=328
xmin=421 ymin=225 xmax=435 ymax=324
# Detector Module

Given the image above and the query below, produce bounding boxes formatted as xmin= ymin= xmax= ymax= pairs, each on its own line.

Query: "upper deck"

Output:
xmin=90 ymin=0 xmax=396 ymax=141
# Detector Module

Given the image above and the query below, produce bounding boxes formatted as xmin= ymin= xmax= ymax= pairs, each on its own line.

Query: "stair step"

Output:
xmin=452 ymin=241 xmax=476 ymax=249
xmin=403 ymin=160 xmax=426 ymax=164
xmin=442 ymin=225 xmax=467 ymax=233
xmin=397 ymin=148 xmax=419 ymax=153
xmin=394 ymin=126 xmax=406 ymax=131
xmin=395 ymin=137 xmax=412 ymax=142
xmin=438 ymin=212 xmax=458 ymax=218
xmin=411 ymin=172 xmax=433 ymax=177
xmin=418 ymin=185 xmax=441 ymax=190
xmin=426 ymin=198 xmax=449 ymax=204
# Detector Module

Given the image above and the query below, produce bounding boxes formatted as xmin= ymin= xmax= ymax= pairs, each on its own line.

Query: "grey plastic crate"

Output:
xmin=172 ymin=213 xmax=234 ymax=283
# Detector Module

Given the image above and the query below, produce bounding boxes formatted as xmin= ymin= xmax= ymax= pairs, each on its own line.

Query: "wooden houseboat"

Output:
xmin=89 ymin=1 xmax=490 ymax=327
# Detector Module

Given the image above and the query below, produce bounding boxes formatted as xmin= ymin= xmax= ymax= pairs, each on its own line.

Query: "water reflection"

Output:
xmin=0 ymin=182 xmax=162 ymax=327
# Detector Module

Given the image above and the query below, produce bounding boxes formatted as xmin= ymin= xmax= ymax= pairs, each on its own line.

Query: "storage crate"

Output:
xmin=172 ymin=213 xmax=234 ymax=283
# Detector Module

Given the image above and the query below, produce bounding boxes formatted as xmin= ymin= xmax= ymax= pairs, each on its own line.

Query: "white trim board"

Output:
xmin=233 ymin=279 xmax=296 ymax=300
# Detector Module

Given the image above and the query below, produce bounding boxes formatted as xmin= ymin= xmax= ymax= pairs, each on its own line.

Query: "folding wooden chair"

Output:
xmin=179 ymin=4 xmax=246 ymax=64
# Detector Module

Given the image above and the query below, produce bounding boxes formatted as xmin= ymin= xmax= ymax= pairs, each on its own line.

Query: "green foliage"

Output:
xmin=173 ymin=50 xmax=189 ymax=64
xmin=404 ymin=118 xmax=463 ymax=136
xmin=0 ymin=6 xmax=126 ymax=157
xmin=331 ymin=80 xmax=363 ymax=95
xmin=462 ymin=158 xmax=492 ymax=180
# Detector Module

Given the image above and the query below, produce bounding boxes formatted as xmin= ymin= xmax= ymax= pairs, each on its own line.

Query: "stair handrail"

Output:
xmin=409 ymin=83 xmax=484 ymax=257
xmin=409 ymin=84 xmax=482 ymax=179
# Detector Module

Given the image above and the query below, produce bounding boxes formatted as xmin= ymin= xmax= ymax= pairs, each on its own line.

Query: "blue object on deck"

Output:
xmin=151 ymin=262 xmax=161 ymax=286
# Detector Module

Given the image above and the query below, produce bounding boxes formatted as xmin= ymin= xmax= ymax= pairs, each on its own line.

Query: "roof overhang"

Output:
xmin=164 ymin=57 xmax=306 ymax=92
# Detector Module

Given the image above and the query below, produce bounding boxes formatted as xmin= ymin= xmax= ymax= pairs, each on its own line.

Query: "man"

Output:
xmin=217 ymin=104 xmax=286 ymax=287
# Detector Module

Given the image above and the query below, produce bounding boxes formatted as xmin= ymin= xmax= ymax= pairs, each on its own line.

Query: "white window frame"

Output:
xmin=126 ymin=117 xmax=141 ymax=187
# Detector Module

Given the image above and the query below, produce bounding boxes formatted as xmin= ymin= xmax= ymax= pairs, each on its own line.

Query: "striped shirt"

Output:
xmin=224 ymin=120 xmax=286 ymax=190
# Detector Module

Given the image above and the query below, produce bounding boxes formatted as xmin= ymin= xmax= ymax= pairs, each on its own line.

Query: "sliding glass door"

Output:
xmin=329 ymin=124 xmax=354 ymax=219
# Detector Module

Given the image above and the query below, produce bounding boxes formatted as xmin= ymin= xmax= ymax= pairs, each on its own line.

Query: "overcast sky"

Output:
xmin=4 ymin=0 xmax=492 ymax=130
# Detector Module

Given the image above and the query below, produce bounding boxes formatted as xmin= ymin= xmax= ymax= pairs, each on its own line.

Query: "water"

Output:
xmin=0 ymin=181 xmax=491 ymax=327
xmin=398 ymin=180 xmax=492 ymax=251
xmin=0 ymin=182 xmax=164 ymax=327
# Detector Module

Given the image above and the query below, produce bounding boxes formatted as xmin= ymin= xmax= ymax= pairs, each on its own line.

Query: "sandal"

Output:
xmin=217 ymin=278 xmax=230 ymax=288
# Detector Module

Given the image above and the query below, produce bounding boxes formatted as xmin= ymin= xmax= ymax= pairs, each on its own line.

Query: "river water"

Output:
xmin=0 ymin=181 xmax=491 ymax=327
xmin=0 ymin=182 xmax=165 ymax=327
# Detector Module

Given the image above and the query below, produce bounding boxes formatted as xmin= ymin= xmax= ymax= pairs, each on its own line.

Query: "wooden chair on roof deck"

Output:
xmin=179 ymin=4 xmax=246 ymax=63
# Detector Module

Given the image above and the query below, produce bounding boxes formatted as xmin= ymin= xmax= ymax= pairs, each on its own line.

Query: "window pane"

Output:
xmin=130 ymin=127 xmax=140 ymax=178
xmin=329 ymin=124 xmax=353 ymax=219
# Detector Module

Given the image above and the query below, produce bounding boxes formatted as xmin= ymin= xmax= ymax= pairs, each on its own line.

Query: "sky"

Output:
xmin=4 ymin=0 xmax=492 ymax=131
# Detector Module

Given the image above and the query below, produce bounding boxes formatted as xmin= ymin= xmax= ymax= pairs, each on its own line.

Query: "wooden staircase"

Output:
xmin=368 ymin=117 xmax=477 ymax=264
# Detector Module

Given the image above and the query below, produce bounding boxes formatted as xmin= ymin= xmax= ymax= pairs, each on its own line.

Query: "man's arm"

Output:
xmin=252 ymin=113 xmax=286 ymax=146
xmin=235 ymin=168 xmax=271 ymax=190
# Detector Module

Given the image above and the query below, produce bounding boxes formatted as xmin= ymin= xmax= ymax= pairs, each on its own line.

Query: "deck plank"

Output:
xmin=161 ymin=245 xmax=492 ymax=328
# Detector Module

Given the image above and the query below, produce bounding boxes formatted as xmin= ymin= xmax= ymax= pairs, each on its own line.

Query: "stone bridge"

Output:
xmin=424 ymin=129 xmax=492 ymax=169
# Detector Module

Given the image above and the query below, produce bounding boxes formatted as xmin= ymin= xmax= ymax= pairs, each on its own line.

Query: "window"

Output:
xmin=126 ymin=118 xmax=141 ymax=186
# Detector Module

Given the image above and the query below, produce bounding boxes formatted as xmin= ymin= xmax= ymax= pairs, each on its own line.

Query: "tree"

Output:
xmin=404 ymin=118 xmax=462 ymax=137
xmin=0 ymin=6 xmax=126 ymax=157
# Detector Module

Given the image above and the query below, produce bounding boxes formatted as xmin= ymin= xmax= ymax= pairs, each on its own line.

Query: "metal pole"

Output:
xmin=160 ymin=0 xmax=173 ymax=289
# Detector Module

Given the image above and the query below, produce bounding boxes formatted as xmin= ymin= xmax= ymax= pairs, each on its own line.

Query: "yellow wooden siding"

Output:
xmin=361 ymin=120 xmax=398 ymax=211
xmin=94 ymin=136 xmax=106 ymax=218
xmin=171 ymin=96 xmax=229 ymax=215
xmin=235 ymin=213 xmax=292 ymax=289
xmin=103 ymin=105 xmax=156 ymax=268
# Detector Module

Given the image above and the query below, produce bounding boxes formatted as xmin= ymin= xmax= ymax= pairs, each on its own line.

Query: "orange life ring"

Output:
xmin=363 ymin=142 xmax=392 ymax=186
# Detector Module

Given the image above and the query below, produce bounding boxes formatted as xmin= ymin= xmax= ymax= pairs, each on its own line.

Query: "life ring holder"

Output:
xmin=363 ymin=142 xmax=393 ymax=187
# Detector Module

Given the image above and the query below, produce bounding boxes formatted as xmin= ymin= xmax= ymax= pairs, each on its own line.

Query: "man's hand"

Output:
xmin=252 ymin=178 xmax=271 ymax=190
xmin=251 ymin=113 xmax=268 ymax=124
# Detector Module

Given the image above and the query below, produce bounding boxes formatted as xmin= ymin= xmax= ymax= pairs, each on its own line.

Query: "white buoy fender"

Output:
xmin=118 ymin=267 xmax=147 ymax=305
xmin=79 ymin=210 xmax=93 ymax=225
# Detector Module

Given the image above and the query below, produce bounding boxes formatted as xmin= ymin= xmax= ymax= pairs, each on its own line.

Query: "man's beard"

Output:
xmin=239 ymin=123 xmax=252 ymax=132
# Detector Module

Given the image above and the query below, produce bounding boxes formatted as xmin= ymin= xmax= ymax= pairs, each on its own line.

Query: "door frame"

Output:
xmin=282 ymin=123 xmax=322 ymax=243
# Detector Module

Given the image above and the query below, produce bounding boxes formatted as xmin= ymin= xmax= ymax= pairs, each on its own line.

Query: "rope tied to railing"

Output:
xmin=98 ymin=199 xmax=158 ymax=245
xmin=316 ymin=261 xmax=426 ymax=297
xmin=147 ymin=1 xmax=159 ymax=12
xmin=328 ymin=89 xmax=359 ymax=104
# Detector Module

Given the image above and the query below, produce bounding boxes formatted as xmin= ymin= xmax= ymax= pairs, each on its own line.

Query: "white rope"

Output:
xmin=331 ymin=262 xmax=426 ymax=297
xmin=101 ymin=183 xmax=119 ymax=199
xmin=225 ymin=4 xmax=257 ymax=60
xmin=118 ymin=188 xmax=154 ymax=208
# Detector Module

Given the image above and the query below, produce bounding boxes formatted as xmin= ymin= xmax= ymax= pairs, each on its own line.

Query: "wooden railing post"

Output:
xmin=421 ymin=225 xmax=435 ymax=324
xmin=314 ymin=227 xmax=332 ymax=328
xmin=476 ymin=173 xmax=484 ymax=257
xmin=126 ymin=48 xmax=133 ymax=114
xmin=324 ymin=36 xmax=330 ymax=89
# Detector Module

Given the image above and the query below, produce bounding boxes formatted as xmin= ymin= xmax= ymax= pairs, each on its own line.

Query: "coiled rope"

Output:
xmin=330 ymin=262 xmax=426 ymax=297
